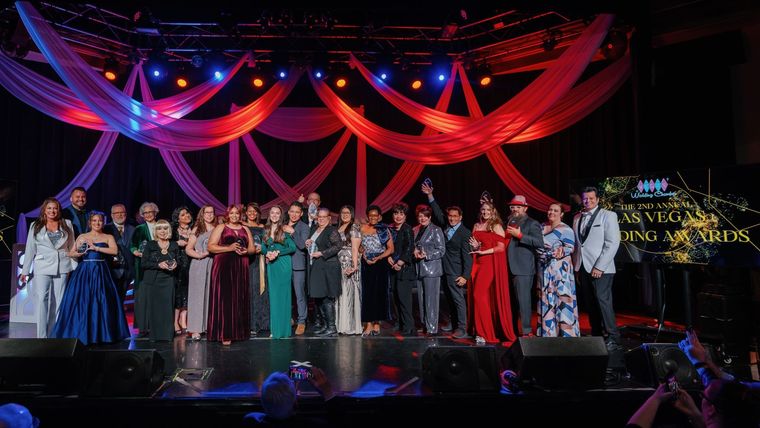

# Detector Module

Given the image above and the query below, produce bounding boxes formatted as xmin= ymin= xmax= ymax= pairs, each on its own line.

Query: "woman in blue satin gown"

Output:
xmin=52 ymin=212 xmax=130 ymax=345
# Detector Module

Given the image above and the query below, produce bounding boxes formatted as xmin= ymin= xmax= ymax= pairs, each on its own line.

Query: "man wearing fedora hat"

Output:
xmin=506 ymin=195 xmax=543 ymax=336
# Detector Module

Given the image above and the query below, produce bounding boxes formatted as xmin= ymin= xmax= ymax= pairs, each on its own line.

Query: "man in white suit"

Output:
xmin=572 ymin=186 xmax=621 ymax=348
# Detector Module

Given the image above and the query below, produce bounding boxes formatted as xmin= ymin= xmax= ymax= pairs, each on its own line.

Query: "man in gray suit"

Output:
xmin=284 ymin=202 xmax=310 ymax=335
xmin=505 ymin=195 xmax=543 ymax=336
xmin=572 ymin=186 xmax=621 ymax=348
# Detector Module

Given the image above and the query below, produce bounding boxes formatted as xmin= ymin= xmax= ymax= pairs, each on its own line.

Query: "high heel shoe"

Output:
xmin=361 ymin=330 xmax=372 ymax=338
xmin=222 ymin=340 xmax=232 ymax=346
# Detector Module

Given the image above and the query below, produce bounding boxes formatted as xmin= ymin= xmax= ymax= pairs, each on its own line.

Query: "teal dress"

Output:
xmin=261 ymin=232 xmax=296 ymax=339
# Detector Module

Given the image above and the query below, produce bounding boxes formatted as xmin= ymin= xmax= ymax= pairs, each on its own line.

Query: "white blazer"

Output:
xmin=572 ymin=208 xmax=620 ymax=274
xmin=21 ymin=219 xmax=76 ymax=276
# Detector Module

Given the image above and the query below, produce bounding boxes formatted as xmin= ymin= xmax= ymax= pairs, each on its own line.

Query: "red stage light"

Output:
xmin=176 ymin=78 xmax=188 ymax=88
xmin=479 ymin=76 xmax=491 ymax=86
xmin=104 ymin=71 xmax=117 ymax=81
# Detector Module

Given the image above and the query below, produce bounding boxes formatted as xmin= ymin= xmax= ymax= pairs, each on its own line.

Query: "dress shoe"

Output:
xmin=295 ymin=323 xmax=306 ymax=336
xmin=440 ymin=323 xmax=453 ymax=332
xmin=452 ymin=328 xmax=470 ymax=339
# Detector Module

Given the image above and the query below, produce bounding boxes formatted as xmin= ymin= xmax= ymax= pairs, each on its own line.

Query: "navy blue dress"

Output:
xmin=52 ymin=242 xmax=131 ymax=345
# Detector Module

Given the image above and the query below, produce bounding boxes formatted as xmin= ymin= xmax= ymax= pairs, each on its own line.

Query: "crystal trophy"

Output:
xmin=201 ymin=237 xmax=209 ymax=253
xmin=480 ymin=190 xmax=493 ymax=204
xmin=138 ymin=240 xmax=148 ymax=254
xmin=308 ymin=202 xmax=318 ymax=219
xmin=77 ymin=241 xmax=88 ymax=253
xmin=422 ymin=177 xmax=433 ymax=188
xmin=166 ymin=256 xmax=178 ymax=270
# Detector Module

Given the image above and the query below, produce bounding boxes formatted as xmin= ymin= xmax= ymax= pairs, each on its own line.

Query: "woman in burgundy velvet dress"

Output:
xmin=207 ymin=205 xmax=257 ymax=345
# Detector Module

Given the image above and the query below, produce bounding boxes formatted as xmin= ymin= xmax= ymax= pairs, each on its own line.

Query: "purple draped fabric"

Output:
xmin=17 ymin=1 xmax=300 ymax=150
xmin=16 ymin=66 xmax=139 ymax=243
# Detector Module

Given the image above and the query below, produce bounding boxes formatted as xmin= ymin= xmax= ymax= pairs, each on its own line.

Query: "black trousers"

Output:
xmin=577 ymin=270 xmax=619 ymax=340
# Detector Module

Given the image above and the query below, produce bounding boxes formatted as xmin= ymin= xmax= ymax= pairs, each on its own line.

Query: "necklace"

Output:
xmin=158 ymin=240 xmax=170 ymax=255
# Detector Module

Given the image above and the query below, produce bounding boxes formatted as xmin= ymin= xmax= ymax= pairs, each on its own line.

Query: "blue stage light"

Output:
xmin=438 ymin=73 xmax=445 ymax=81
xmin=279 ymin=71 xmax=287 ymax=79
xmin=380 ymin=72 xmax=388 ymax=80
xmin=152 ymin=69 xmax=161 ymax=78
xmin=214 ymin=71 xmax=223 ymax=80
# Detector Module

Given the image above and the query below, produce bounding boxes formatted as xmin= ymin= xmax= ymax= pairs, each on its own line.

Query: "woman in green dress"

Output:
xmin=261 ymin=205 xmax=296 ymax=339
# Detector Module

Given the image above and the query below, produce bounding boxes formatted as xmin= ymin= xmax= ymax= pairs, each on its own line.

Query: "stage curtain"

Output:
xmin=16 ymin=66 xmax=139 ymax=243
xmin=306 ymin=14 xmax=614 ymax=163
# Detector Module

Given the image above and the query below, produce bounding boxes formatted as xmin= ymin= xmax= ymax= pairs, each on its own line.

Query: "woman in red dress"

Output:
xmin=468 ymin=201 xmax=516 ymax=345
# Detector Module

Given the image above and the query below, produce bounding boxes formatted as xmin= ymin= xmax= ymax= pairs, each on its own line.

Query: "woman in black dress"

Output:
xmin=141 ymin=219 xmax=182 ymax=341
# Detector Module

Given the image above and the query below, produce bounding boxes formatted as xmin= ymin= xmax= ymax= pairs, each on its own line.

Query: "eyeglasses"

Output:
xmin=317 ymin=215 xmax=330 ymax=219
xmin=111 ymin=211 xmax=126 ymax=215
xmin=142 ymin=210 xmax=157 ymax=214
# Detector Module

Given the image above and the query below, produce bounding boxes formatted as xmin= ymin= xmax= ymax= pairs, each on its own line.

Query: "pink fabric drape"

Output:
xmin=256 ymin=107 xmax=344 ymax=142
xmin=0 ymin=50 xmax=248 ymax=131
xmin=307 ymin=14 xmax=614 ymax=163
xmin=17 ymin=1 xmax=300 ymax=150
xmin=228 ymin=139 xmax=241 ymax=205
xmin=242 ymin=129 xmax=354 ymax=211
xmin=367 ymin=62 xmax=459 ymax=212
xmin=135 ymin=66 xmax=227 ymax=211
xmin=16 ymin=66 xmax=139 ymax=243
xmin=355 ymin=139 xmax=367 ymax=216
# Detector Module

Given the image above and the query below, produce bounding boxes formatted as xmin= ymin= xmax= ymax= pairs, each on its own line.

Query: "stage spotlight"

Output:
xmin=475 ymin=63 xmax=492 ymax=87
xmin=152 ymin=69 xmax=161 ymax=78
xmin=278 ymin=70 xmax=287 ymax=79
xmin=103 ymin=58 xmax=118 ymax=81
xmin=380 ymin=72 xmax=388 ymax=80
xmin=411 ymin=79 xmax=422 ymax=90
xmin=601 ymin=29 xmax=628 ymax=61
xmin=479 ymin=76 xmax=491 ymax=86
xmin=252 ymin=77 xmax=264 ymax=88
xmin=335 ymin=78 xmax=347 ymax=88
xmin=437 ymin=73 xmax=446 ymax=81
xmin=176 ymin=77 xmax=188 ymax=88
xmin=214 ymin=70 xmax=223 ymax=80
xmin=314 ymin=70 xmax=324 ymax=79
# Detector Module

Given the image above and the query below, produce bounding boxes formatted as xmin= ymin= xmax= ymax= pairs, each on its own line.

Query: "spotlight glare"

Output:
xmin=152 ymin=69 xmax=161 ymax=78
xmin=252 ymin=77 xmax=264 ymax=88
xmin=214 ymin=71 xmax=223 ymax=80
xmin=437 ymin=74 xmax=445 ymax=81
xmin=279 ymin=71 xmax=287 ymax=79
xmin=104 ymin=71 xmax=117 ymax=81
xmin=380 ymin=72 xmax=387 ymax=80
xmin=479 ymin=76 xmax=492 ymax=86
xmin=335 ymin=78 xmax=347 ymax=88
xmin=315 ymin=71 xmax=323 ymax=79
xmin=176 ymin=78 xmax=188 ymax=88
xmin=411 ymin=79 xmax=422 ymax=90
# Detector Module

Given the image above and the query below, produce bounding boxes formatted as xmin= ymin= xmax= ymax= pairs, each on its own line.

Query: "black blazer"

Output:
xmin=430 ymin=199 xmax=473 ymax=280
xmin=103 ymin=222 xmax=135 ymax=281
xmin=390 ymin=223 xmax=416 ymax=281
xmin=140 ymin=240 xmax=181 ymax=285
xmin=308 ymin=225 xmax=342 ymax=298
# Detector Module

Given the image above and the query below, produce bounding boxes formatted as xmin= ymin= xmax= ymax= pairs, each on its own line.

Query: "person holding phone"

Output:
xmin=505 ymin=195 xmax=543 ymax=337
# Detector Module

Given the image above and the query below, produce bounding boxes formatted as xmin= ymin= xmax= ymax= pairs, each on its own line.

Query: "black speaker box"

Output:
xmin=82 ymin=349 xmax=165 ymax=397
xmin=509 ymin=337 xmax=609 ymax=389
xmin=421 ymin=346 xmax=499 ymax=392
xmin=0 ymin=338 xmax=85 ymax=393
xmin=625 ymin=343 xmax=702 ymax=390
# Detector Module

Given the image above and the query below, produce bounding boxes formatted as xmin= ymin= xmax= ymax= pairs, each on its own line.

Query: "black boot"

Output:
xmin=317 ymin=298 xmax=337 ymax=337
xmin=313 ymin=299 xmax=328 ymax=335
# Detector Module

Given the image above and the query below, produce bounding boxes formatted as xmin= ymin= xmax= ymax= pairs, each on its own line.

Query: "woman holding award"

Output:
xmin=140 ymin=219 xmax=181 ymax=341
xmin=207 ymin=205 xmax=257 ymax=345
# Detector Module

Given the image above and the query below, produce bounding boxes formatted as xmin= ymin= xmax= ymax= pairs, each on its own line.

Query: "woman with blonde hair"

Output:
xmin=141 ymin=219 xmax=182 ymax=341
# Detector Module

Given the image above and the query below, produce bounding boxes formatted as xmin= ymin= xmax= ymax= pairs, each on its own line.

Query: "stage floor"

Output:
xmin=1 ymin=309 xmax=727 ymax=427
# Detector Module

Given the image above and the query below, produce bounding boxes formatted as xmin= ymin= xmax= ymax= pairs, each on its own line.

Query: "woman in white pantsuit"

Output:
xmin=19 ymin=197 xmax=76 ymax=338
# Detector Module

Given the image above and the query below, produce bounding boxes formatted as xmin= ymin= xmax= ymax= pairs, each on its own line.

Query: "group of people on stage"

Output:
xmin=20 ymin=182 xmax=621 ymax=348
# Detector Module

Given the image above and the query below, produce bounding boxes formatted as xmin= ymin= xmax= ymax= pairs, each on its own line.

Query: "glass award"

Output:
xmin=480 ymin=190 xmax=493 ymax=204
xmin=166 ymin=257 xmax=178 ymax=270
xmin=308 ymin=202 xmax=318 ymax=218
xmin=138 ymin=240 xmax=148 ymax=254
xmin=77 ymin=241 xmax=88 ymax=253
xmin=422 ymin=177 xmax=433 ymax=188
xmin=201 ymin=237 xmax=209 ymax=253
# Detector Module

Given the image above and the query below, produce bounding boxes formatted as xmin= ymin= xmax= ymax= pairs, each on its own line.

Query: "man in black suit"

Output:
xmin=103 ymin=203 xmax=135 ymax=304
xmin=422 ymin=183 xmax=472 ymax=339
xmin=61 ymin=186 xmax=91 ymax=237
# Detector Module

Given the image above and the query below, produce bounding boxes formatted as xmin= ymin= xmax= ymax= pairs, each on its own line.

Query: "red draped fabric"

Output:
xmin=306 ymin=14 xmax=614 ymax=163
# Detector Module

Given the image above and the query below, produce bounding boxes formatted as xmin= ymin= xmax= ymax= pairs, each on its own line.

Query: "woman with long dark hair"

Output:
xmin=171 ymin=206 xmax=193 ymax=335
xmin=359 ymin=205 xmax=394 ymax=337
xmin=19 ymin=197 xmax=76 ymax=338
xmin=243 ymin=202 xmax=269 ymax=336
xmin=336 ymin=205 xmax=362 ymax=335
xmin=261 ymin=205 xmax=296 ymax=339
xmin=186 ymin=205 xmax=215 ymax=340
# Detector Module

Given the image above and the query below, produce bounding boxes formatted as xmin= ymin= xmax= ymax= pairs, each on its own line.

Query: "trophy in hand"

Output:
xmin=77 ymin=240 xmax=89 ymax=254
xmin=166 ymin=255 xmax=178 ymax=271
xmin=480 ymin=190 xmax=493 ymax=205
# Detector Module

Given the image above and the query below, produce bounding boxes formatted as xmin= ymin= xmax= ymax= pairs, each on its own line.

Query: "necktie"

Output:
xmin=447 ymin=227 xmax=455 ymax=240
xmin=117 ymin=225 xmax=123 ymax=236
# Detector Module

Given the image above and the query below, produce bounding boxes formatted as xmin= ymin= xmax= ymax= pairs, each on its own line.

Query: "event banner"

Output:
xmin=572 ymin=165 xmax=760 ymax=267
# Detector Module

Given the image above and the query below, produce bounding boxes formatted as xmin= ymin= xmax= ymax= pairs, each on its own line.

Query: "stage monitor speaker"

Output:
xmin=510 ymin=337 xmax=609 ymax=389
xmin=421 ymin=346 xmax=499 ymax=392
xmin=0 ymin=338 xmax=85 ymax=393
xmin=82 ymin=349 xmax=165 ymax=397
xmin=625 ymin=343 xmax=702 ymax=390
